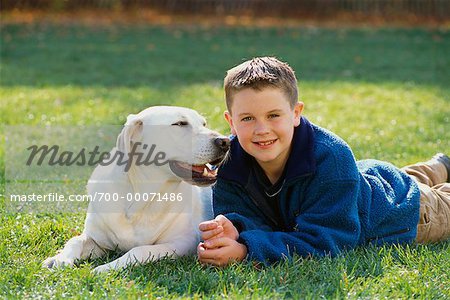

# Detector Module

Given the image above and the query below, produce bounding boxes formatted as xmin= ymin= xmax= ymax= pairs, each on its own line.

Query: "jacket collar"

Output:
xmin=217 ymin=116 xmax=316 ymax=184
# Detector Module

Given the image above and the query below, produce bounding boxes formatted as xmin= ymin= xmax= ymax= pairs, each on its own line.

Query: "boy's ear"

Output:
xmin=224 ymin=111 xmax=237 ymax=135
xmin=293 ymin=102 xmax=304 ymax=127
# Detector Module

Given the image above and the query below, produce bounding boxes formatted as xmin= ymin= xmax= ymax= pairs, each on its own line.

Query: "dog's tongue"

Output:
xmin=192 ymin=165 xmax=206 ymax=173
xmin=176 ymin=162 xmax=215 ymax=176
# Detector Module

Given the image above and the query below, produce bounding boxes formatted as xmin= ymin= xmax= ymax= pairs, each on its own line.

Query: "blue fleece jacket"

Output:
xmin=213 ymin=117 xmax=420 ymax=264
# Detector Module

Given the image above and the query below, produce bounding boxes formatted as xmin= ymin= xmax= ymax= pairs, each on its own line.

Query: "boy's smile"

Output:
xmin=224 ymin=87 xmax=303 ymax=183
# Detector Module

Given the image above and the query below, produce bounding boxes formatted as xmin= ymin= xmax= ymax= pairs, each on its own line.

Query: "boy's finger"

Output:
xmin=197 ymin=246 xmax=222 ymax=260
xmin=201 ymin=226 xmax=223 ymax=241
xmin=203 ymin=237 xmax=230 ymax=249
xmin=198 ymin=220 xmax=219 ymax=231
xmin=198 ymin=248 xmax=230 ymax=267
xmin=198 ymin=255 xmax=220 ymax=266
xmin=214 ymin=215 xmax=228 ymax=226
xmin=197 ymin=242 xmax=206 ymax=253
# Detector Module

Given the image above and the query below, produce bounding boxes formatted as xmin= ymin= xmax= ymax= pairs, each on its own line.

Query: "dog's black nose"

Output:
xmin=214 ymin=137 xmax=230 ymax=151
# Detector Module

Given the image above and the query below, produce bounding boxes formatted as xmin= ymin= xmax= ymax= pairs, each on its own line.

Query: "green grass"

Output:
xmin=1 ymin=21 xmax=449 ymax=299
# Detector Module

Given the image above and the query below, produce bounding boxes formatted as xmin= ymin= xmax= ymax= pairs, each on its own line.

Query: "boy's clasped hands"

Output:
xmin=197 ymin=215 xmax=247 ymax=266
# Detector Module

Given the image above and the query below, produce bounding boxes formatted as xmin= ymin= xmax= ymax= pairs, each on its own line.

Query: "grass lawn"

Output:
xmin=1 ymin=18 xmax=449 ymax=299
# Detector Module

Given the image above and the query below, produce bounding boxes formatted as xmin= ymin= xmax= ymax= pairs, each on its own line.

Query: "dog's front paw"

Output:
xmin=92 ymin=263 xmax=114 ymax=274
xmin=42 ymin=255 xmax=74 ymax=269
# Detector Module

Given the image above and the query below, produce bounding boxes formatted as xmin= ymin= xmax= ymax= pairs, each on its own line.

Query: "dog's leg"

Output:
xmin=93 ymin=242 xmax=190 ymax=273
xmin=42 ymin=233 xmax=106 ymax=269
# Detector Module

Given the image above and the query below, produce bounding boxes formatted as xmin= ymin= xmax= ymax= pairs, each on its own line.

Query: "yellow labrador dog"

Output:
xmin=42 ymin=106 xmax=229 ymax=273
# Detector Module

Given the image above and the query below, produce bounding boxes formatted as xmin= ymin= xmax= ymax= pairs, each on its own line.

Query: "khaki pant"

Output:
xmin=402 ymin=158 xmax=450 ymax=243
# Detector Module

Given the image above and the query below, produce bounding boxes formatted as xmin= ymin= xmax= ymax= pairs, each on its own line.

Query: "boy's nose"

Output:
xmin=254 ymin=121 xmax=270 ymax=135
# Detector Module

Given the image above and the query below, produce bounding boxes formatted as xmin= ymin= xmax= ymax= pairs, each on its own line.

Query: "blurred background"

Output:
xmin=1 ymin=0 xmax=449 ymax=162
xmin=1 ymin=0 xmax=449 ymax=22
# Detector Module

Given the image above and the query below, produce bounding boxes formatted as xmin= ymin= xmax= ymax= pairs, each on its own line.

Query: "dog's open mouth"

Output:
xmin=169 ymin=160 xmax=220 ymax=186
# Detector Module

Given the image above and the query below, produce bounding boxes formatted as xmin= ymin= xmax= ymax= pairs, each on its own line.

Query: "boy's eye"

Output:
xmin=268 ymin=114 xmax=280 ymax=119
xmin=241 ymin=116 xmax=253 ymax=122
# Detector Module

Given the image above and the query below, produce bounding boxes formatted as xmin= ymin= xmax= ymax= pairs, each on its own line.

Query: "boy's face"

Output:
xmin=224 ymin=87 xmax=303 ymax=174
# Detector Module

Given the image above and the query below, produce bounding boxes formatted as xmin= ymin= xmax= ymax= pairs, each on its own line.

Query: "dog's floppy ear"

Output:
xmin=116 ymin=114 xmax=143 ymax=155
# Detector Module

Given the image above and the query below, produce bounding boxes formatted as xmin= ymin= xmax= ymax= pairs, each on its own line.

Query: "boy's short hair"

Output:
xmin=224 ymin=57 xmax=298 ymax=112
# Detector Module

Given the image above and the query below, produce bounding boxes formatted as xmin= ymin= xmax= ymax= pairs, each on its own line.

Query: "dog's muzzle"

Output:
xmin=169 ymin=136 xmax=230 ymax=186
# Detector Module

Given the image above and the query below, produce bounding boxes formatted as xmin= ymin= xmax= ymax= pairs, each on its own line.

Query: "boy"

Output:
xmin=197 ymin=56 xmax=450 ymax=266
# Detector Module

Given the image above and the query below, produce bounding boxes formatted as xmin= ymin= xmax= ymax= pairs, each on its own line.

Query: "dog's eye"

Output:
xmin=172 ymin=121 xmax=189 ymax=126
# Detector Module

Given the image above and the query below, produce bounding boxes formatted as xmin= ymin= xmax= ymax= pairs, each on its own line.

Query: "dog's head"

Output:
xmin=116 ymin=106 xmax=229 ymax=186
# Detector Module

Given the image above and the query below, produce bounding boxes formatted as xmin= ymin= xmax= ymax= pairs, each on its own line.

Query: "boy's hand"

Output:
xmin=197 ymin=237 xmax=247 ymax=266
xmin=198 ymin=215 xmax=239 ymax=242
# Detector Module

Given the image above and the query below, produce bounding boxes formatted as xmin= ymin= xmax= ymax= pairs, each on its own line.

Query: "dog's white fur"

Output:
xmin=42 ymin=106 xmax=225 ymax=273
